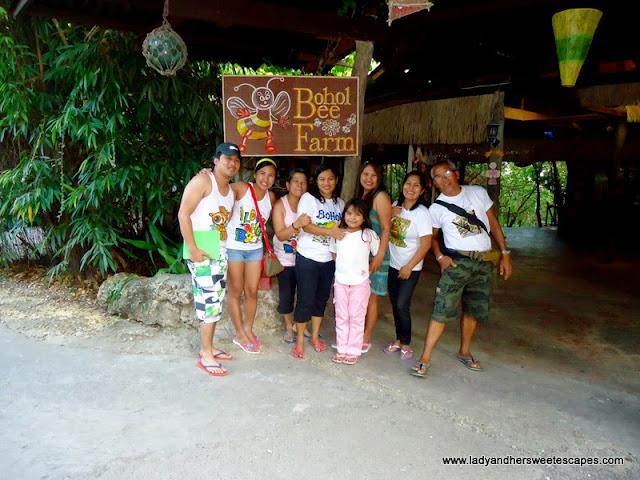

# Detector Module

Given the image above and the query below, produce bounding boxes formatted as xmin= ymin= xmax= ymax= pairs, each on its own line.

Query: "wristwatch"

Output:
xmin=501 ymin=249 xmax=511 ymax=255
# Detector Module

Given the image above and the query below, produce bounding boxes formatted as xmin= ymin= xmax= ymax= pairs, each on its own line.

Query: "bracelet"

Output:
xmin=501 ymin=249 xmax=511 ymax=255
xmin=436 ymin=254 xmax=444 ymax=261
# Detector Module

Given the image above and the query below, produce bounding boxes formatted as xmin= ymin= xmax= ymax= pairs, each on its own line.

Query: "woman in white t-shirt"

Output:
xmin=385 ymin=171 xmax=433 ymax=361
xmin=292 ymin=164 xmax=345 ymax=359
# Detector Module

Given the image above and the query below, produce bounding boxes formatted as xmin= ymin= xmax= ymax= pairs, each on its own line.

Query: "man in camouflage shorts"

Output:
xmin=411 ymin=160 xmax=513 ymax=377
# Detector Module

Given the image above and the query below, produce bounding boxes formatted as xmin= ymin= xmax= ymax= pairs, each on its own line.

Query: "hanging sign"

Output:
xmin=387 ymin=0 xmax=434 ymax=25
xmin=222 ymin=75 xmax=359 ymax=157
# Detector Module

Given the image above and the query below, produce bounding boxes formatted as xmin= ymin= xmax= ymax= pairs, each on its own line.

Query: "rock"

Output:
xmin=97 ymin=273 xmax=281 ymax=336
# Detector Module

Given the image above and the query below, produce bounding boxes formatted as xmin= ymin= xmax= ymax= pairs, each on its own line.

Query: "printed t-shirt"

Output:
xmin=226 ymin=184 xmax=272 ymax=251
xmin=429 ymin=185 xmax=493 ymax=252
xmin=296 ymin=192 xmax=345 ymax=263
xmin=389 ymin=203 xmax=433 ymax=271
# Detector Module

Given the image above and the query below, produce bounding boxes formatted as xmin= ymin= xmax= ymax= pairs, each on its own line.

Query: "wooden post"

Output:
xmin=486 ymin=91 xmax=505 ymax=216
xmin=341 ymin=40 xmax=373 ymax=201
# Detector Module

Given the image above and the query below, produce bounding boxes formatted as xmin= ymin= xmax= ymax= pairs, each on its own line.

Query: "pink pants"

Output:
xmin=333 ymin=280 xmax=371 ymax=356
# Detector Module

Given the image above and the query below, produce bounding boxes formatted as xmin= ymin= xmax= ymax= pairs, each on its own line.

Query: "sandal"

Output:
xmin=400 ymin=347 xmax=413 ymax=360
xmin=410 ymin=362 xmax=431 ymax=378
xmin=384 ymin=342 xmax=401 ymax=354
xmin=332 ymin=353 xmax=346 ymax=364
xmin=233 ymin=338 xmax=260 ymax=354
xmin=361 ymin=343 xmax=371 ymax=353
xmin=283 ymin=332 xmax=296 ymax=344
xmin=342 ymin=355 xmax=358 ymax=365
xmin=291 ymin=346 xmax=304 ymax=359
xmin=196 ymin=350 xmax=232 ymax=361
xmin=308 ymin=339 xmax=327 ymax=353
xmin=457 ymin=355 xmax=483 ymax=371
xmin=196 ymin=361 xmax=228 ymax=377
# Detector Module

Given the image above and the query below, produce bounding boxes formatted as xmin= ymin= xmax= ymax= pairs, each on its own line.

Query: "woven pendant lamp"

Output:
xmin=552 ymin=8 xmax=602 ymax=87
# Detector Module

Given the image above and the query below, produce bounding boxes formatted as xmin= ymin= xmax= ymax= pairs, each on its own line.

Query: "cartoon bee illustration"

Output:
xmin=226 ymin=77 xmax=291 ymax=154
xmin=209 ymin=206 xmax=230 ymax=241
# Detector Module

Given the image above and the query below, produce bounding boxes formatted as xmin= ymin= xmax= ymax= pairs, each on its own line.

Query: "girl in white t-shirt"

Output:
xmin=329 ymin=198 xmax=380 ymax=365
xmin=385 ymin=171 xmax=433 ymax=361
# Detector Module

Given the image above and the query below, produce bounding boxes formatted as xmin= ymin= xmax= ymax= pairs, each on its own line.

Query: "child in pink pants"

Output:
xmin=330 ymin=198 xmax=380 ymax=365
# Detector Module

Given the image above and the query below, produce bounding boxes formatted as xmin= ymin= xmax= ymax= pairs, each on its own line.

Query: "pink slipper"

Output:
xmin=233 ymin=338 xmax=260 ymax=354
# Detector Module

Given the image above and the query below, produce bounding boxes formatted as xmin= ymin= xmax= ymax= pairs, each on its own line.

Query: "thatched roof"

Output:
xmin=578 ymin=83 xmax=640 ymax=107
xmin=363 ymin=93 xmax=496 ymax=145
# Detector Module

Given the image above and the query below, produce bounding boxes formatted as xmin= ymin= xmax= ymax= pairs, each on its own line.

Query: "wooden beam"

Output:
xmin=170 ymin=0 xmax=385 ymax=43
xmin=505 ymin=107 xmax=551 ymax=121
xmin=301 ymin=38 xmax=355 ymax=74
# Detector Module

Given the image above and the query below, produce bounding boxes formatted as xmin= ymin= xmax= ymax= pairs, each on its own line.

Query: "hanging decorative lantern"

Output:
xmin=142 ymin=0 xmax=188 ymax=76
xmin=387 ymin=0 xmax=434 ymax=26
xmin=552 ymin=8 xmax=602 ymax=87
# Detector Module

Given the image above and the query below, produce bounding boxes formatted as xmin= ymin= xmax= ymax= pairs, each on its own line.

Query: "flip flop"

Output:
xmin=342 ymin=355 xmax=358 ymax=365
xmin=332 ymin=353 xmax=346 ymax=364
xmin=410 ymin=362 xmax=431 ymax=378
xmin=361 ymin=343 xmax=371 ymax=353
xmin=384 ymin=342 xmax=401 ymax=354
xmin=303 ymin=331 xmax=322 ymax=339
xmin=400 ymin=348 xmax=414 ymax=360
xmin=233 ymin=338 xmax=260 ymax=354
xmin=457 ymin=355 xmax=483 ymax=371
xmin=283 ymin=332 xmax=296 ymax=344
xmin=308 ymin=339 xmax=327 ymax=353
xmin=196 ymin=361 xmax=228 ymax=377
xmin=196 ymin=350 xmax=233 ymax=361
xmin=291 ymin=346 xmax=304 ymax=359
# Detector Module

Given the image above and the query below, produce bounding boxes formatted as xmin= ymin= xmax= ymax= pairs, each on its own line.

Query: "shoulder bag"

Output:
xmin=248 ymin=183 xmax=285 ymax=277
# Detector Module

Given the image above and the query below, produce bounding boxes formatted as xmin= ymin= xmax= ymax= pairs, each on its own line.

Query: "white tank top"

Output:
xmin=273 ymin=195 xmax=300 ymax=267
xmin=189 ymin=173 xmax=235 ymax=256
xmin=226 ymin=183 xmax=272 ymax=251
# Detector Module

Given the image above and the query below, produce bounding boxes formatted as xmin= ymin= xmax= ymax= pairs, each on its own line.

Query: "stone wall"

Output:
xmin=97 ymin=273 xmax=281 ymax=338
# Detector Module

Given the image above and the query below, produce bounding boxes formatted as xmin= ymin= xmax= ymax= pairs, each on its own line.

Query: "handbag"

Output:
xmin=248 ymin=183 xmax=285 ymax=278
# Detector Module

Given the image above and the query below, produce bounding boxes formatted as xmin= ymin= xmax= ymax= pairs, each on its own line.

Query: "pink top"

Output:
xmin=273 ymin=195 xmax=300 ymax=267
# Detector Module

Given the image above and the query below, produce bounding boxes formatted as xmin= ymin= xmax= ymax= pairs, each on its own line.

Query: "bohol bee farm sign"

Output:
xmin=222 ymin=75 xmax=359 ymax=157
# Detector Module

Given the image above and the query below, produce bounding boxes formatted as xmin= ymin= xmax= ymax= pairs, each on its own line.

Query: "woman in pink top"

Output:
xmin=271 ymin=168 xmax=311 ymax=343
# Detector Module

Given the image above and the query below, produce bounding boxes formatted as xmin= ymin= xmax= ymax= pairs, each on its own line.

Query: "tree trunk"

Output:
xmin=341 ymin=40 xmax=373 ymax=201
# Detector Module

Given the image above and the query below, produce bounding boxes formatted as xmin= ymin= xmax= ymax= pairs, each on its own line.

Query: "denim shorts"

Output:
xmin=226 ymin=248 xmax=263 ymax=263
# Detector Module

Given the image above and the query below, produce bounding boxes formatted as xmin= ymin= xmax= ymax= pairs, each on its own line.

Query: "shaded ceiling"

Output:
xmin=11 ymin=1 xmax=638 ymax=123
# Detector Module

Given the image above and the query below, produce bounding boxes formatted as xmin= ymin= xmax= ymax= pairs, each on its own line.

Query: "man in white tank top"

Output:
xmin=178 ymin=143 xmax=240 ymax=377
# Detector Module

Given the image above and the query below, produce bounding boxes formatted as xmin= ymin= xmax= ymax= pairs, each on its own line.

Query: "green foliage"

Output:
xmin=383 ymin=164 xmax=406 ymax=203
xmin=219 ymin=62 xmax=303 ymax=76
xmin=329 ymin=51 xmax=380 ymax=77
xmin=0 ymin=15 xmax=223 ymax=279
xmin=465 ymin=162 xmax=567 ymax=227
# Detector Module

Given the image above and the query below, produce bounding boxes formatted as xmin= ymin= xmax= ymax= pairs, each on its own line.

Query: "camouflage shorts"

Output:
xmin=431 ymin=256 xmax=493 ymax=324
xmin=187 ymin=258 xmax=228 ymax=324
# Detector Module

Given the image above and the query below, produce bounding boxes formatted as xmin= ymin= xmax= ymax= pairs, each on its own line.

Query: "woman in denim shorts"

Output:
xmin=226 ymin=158 xmax=278 ymax=354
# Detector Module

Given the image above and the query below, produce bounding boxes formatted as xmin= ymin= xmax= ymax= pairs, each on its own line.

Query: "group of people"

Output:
xmin=178 ymin=142 xmax=513 ymax=378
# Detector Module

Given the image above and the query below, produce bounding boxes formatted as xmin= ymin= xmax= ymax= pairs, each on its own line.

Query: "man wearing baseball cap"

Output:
xmin=178 ymin=142 xmax=241 ymax=377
